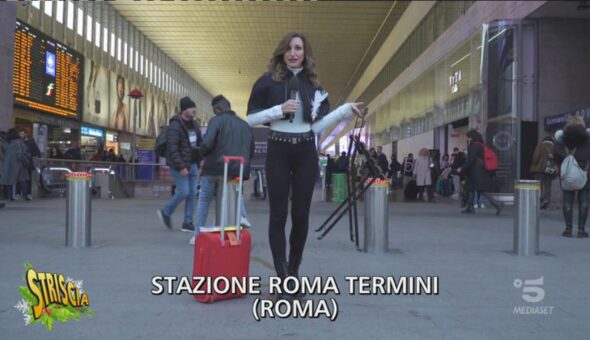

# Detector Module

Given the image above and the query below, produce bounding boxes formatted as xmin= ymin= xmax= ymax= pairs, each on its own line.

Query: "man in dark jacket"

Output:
xmin=157 ymin=96 xmax=203 ymax=232
xmin=334 ymin=151 xmax=348 ymax=174
xmin=388 ymin=154 xmax=401 ymax=188
xmin=189 ymin=95 xmax=253 ymax=245
xmin=461 ymin=130 xmax=504 ymax=215
xmin=18 ymin=129 xmax=41 ymax=200
xmin=376 ymin=146 xmax=389 ymax=175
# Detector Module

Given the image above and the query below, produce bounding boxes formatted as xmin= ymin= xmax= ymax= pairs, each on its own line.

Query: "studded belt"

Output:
xmin=268 ymin=130 xmax=315 ymax=144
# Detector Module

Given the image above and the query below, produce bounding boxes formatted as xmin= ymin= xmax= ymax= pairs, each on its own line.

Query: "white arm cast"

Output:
xmin=311 ymin=103 xmax=354 ymax=134
xmin=246 ymin=105 xmax=284 ymax=127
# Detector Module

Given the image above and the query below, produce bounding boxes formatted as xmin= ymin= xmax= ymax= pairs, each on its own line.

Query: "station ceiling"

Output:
xmin=111 ymin=0 xmax=399 ymax=117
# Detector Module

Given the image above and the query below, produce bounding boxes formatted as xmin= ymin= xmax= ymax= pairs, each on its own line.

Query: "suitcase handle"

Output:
xmin=223 ymin=156 xmax=245 ymax=164
xmin=220 ymin=156 xmax=245 ymax=245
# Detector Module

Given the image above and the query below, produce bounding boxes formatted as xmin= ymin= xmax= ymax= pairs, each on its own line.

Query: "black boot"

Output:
xmin=461 ymin=192 xmax=474 ymax=214
xmin=490 ymin=199 xmax=504 ymax=216
xmin=562 ymin=226 xmax=573 ymax=237
xmin=274 ymin=262 xmax=291 ymax=301
xmin=461 ymin=205 xmax=475 ymax=214
xmin=288 ymin=256 xmax=306 ymax=299
xmin=578 ymin=228 xmax=589 ymax=238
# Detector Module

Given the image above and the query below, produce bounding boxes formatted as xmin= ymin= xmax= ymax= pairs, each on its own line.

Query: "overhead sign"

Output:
xmin=13 ymin=20 xmax=83 ymax=118
xmin=544 ymin=107 xmax=590 ymax=131
xmin=81 ymin=126 xmax=105 ymax=138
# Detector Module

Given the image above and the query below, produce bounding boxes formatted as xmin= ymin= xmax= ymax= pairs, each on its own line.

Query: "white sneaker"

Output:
xmin=480 ymin=203 xmax=485 ymax=208
xmin=473 ymin=204 xmax=478 ymax=209
xmin=240 ymin=217 xmax=252 ymax=228
xmin=189 ymin=236 xmax=195 ymax=245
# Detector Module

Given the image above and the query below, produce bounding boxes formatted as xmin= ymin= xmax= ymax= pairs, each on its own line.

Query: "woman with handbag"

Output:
xmin=554 ymin=117 xmax=590 ymax=238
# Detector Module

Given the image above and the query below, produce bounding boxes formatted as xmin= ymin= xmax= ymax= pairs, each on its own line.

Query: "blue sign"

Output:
xmin=544 ymin=107 xmax=590 ymax=131
xmin=45 ymin=51 xmax=56 ymax=77
xmin=136 ymin=150 xmax=156 ymax=180
xmin=81 ymin=126 xmax=104 ymax=138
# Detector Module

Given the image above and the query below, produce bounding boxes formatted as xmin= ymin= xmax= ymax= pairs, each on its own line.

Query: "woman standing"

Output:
xmin=554 ymin=117 xmax=590 ymax=238
xmin=0 ymin=128 xmax=29 ymax=200
xmin=413 ymin=148 xmax=433 ymax=202
xmin=246 ymin=32 xmax=364 ymax=299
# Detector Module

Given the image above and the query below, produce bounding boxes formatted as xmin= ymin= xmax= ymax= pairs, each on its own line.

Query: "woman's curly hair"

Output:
xmin=267 ymin=32 xmax=320 ymax=87
xmin=562 ymin=124 xmax=588 ymax=149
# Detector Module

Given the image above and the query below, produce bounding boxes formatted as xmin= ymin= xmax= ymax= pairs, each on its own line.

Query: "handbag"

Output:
xmin=543 ymin=154 xmax=558 ymax=178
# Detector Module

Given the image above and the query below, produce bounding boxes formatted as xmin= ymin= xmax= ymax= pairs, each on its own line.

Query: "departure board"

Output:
xmin=13 ymin=20 xmax=83 ymax=118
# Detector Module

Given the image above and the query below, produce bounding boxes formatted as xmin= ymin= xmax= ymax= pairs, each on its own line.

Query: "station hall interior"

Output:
xmin=2 ymin=1 xmax=590 ymax=339
xmin=1 ymin=0 xmax=590 ymax=202
xmin=0 ymin=1 xmax=590 ymax=199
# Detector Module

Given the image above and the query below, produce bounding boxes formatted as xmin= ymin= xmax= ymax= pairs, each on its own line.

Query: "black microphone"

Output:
xmin=287 ymin=76 xmax=298 ymax=123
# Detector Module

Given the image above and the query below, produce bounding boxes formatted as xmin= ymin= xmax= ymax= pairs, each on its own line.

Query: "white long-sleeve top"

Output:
xmin=246 ymin=67 xmax=356 ymax=133
xmin=246 ymin=101 xmax=356 ymax=134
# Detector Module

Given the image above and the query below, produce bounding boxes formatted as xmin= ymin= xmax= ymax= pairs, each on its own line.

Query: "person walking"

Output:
xmin=529 ymin=136 xmax=557 ymax=210
xmin=461 ymin=130 xmax=504 ymax=215
xmin=190 ymin=95 xmax=253 ymax=245
xmin=157 ymin=97 xmax=203 ymax=232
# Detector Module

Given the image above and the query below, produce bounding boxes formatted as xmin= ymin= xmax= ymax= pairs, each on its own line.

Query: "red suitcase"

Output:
xmin=193 ymin=156 xmax=251 ymax=303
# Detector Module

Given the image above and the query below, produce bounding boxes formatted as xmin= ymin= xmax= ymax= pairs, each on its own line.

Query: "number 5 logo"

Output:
xmin=514 ymin=277 xmax=545 ymax=303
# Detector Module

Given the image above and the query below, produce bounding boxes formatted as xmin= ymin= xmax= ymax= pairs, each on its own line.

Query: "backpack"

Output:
xmin=475 ymin=141 xmax=498 ymax=172
xmin=403 ymin=159 xmax=414 ymax=175
xmin=560 ymin=148 xmax=588 ymax=191
xmin=154 ymin=126 xmax=167 ymax=157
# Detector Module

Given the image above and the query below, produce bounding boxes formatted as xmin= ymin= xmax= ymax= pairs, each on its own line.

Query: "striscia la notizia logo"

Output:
xmin=14 ymin=262 xmax=94 ymax=330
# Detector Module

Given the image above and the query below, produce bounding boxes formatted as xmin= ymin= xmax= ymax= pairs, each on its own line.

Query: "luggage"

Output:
xmin=193 ymin=156 xmax=251 ymax=303
xmin=404 ymin=179 xmax=418 ymax=200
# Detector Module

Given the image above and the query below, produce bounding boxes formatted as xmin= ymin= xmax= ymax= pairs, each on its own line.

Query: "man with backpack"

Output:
xmin=157 ymin=96 xmax=203 ymax=232
xmin=529 ymin=136 xmax=557 ymax=210
xmin=461 ymin=130 xmax=504 ymax=215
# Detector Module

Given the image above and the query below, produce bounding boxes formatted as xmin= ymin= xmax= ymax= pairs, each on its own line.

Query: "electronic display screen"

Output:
xmin=13 ymin=20 xmax=83 ymax=118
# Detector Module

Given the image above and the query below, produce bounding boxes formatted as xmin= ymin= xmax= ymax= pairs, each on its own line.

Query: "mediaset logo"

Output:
xmin=513 ymin=276 xmax=554 ymax=315
xmin=14 ymin=262 xmax=94 ymax=330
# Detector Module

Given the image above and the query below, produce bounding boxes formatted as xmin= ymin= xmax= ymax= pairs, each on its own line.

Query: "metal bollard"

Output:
xmin=364 ymin=178 xmax=390 ymax=253
xmin=65 ymin=172 xmax=92 ymax=248
xmin=215 ymin=177 xmax=240 ymax=226
xmin=513 ymin=180 xmax=540 ymax=256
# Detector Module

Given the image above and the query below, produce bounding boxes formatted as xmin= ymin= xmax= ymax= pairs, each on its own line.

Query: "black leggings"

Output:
xmin=265 ymin=139 xmax=318 ymax=272
xmin=563 ymin=186 xmax=590 ymax=229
